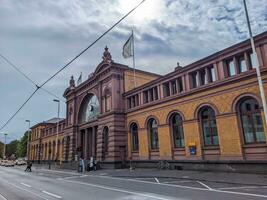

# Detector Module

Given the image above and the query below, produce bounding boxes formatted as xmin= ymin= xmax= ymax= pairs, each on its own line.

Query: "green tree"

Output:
xmin=0 ymin=141 xmax=4 ymax=159
xmin=6 ymin=140 xmax=19 ymax=158
xmin=16 ymin=132 xmax=28 ymax=158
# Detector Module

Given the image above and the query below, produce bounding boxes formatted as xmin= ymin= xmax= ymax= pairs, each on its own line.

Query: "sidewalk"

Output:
xmin=90 ymin=168 xmax=267 ymax=186
xmin=33 ymin=163 xmax=267 ymax=186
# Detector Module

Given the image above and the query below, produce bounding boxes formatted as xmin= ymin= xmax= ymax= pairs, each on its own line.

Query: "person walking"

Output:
xmin=25 ymin=161 xmax=32 ymax=172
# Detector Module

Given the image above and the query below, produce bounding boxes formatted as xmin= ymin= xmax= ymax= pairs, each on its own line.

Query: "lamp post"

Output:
xmin=3 ymin=133 xmax=7 ymax=159
xmin=25 ymin=120 xmax=31 ymax=160
xmin=53 ymin=99 xmax=60 ymax=163
xmin=243 ymin=0 xmax=267 ymax=126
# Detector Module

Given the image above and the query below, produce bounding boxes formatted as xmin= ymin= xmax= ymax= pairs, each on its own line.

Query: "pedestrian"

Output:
xmin=24 ymin=161 xmax=30 ymax=172
xmin=79 ymin=157 xmax=85 ymax=173
xmin=29 ymin=161 xmax=32 ymax=172
xmin=93 ymin=158 xmax=97 ymax=171
xmin=89 ymin=157 xmax=94 ymax=171
xmin=24 ymin=161 xmax=32 ymax=172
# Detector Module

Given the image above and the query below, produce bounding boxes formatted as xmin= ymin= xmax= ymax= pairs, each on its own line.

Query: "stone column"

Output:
xmin=92 ymin=126 xmax=97 ymax=158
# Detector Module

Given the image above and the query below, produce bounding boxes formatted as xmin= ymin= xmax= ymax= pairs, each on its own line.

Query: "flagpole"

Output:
xmin=243 ymin=0 xmax=267 ymax=126
xmin=132 ymin=29 xmax=137 ymax=88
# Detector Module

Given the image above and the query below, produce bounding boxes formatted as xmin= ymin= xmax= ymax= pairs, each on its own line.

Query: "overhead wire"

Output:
xmin=0 ymin=53 xmax=65 ymax=102
xmin=0 ymin=0 xmax=147 ymax=131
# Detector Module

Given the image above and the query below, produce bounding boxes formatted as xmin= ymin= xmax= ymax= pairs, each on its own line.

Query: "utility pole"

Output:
xmin=25 ymin=120 xmax=31 ymax=160
xmin=53 ymin=99 xmax=60 ymax=163
xmin=243 ymin=0 xmax=267 ymax=126
xmin=3 ymin=133 xmax=7 ymax=159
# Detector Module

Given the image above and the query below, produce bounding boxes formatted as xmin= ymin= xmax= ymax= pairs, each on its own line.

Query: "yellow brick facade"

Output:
xmin=126 ymin=76 xmax=267 ymax=161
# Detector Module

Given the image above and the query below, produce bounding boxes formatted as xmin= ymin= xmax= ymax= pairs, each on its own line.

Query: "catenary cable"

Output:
xmin=0 ymin=0 xmax=147 ymax=131
xmin=0 ymin=53 xmax=65 ymax=102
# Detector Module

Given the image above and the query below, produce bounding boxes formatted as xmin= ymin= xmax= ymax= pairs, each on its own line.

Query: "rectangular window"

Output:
xmin=132 ymin=96 xmax=136 ymax=107
xmin=191 ymin=72 xmax=198 ymax=88
xmin=143 ymin=91 xmax=148 ymax=104
xmin=207 ymin=66 xmax=216 ymax=82
xmin=135 ymin=94 xmax=139 ymax=106
xmin=199 ymin=69 xmax=206 ymax=86
xmin=127 ymin=98 xmax=131 ymax=109
xmin=163 ymin=82 xmax=170 ymax=97
xmin=153 ymin=87 xmax=158 ymax=100
xmin=226 ymin=59 xmax=236 ymax=77
xmin=238 ymin=56 xmax=247 ymax=73
xmin=178 ymin=77 xmax=183 ymax=93
xmin=171 ymin=80 xmax=177 ymax=95
xmin=149 ymin=88 xmax=154 ymax=101
xmin=250 ymin=52 xmax=257 ymax=69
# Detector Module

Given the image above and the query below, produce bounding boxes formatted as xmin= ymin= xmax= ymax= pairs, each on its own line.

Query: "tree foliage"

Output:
xmin=0 ymin=141 xmax=4 ymax=159
xmin=16 ymin=132 xmax=28 ymax=158
xmin=3 ymin=131 xmax=28 ymax=159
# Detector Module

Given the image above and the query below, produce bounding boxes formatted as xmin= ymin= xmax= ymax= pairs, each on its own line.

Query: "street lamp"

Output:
xmin=25 ymin=120 xmax=31 ymax=160
xmin=3 ymin=133 xmax=7 ymax=159
xmin=53 ymin=99 xmax=60 ymax=163
xmin=243 ymin=0 xmax=267 ymax=126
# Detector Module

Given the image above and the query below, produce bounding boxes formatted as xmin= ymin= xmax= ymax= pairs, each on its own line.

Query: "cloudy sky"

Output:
xmin=0 ymin=0 xmax=266 ymax=142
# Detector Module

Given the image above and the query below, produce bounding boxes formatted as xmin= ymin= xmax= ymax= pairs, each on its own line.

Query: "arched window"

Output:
xmin=130 ymin=123 xmax=139 ymax=151
xmin=170 ymin=113 xmax=184 ymax=148
xmin=239 ymin=98 xmax=265 ymax=143
xmin=103 ymin=127 xmax=109 ymax=154
xmin=148 ymin=119 xmax=159 ymax=150
xmin=78 ymin=94 xmax=100 ymax=123
xmin=199 ymin=107 xmax=219 ymax=146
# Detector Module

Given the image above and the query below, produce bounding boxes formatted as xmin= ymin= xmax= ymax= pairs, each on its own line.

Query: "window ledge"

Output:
xmin=202 ymin=146 xmax=220 ymax=150
xmin=243 ymin=143 xmax=267 ymax=148
xmin=149 ymin=149 xmax=159 ymax=152
xmin=172 ymin=147 xmax=185 ymax=151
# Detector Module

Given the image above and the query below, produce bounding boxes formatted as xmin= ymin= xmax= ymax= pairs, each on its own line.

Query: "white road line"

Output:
xmin=57 ymin=176 xmax=79 ymax=180
xmin=0 ymin=192 xmax=7 ymax=200
xmin=218 ymin=186 xmax=267 ymax=190
xmin=4 ymin=182 xmax=49 ymax=200
xmin=154 ymin=178 xmax=160 ymax=183
xmin=20 ymin=182 xmax=31 ymax=188
xmin=42 ymin=191 xmax=62 ymax=199
xmin=87 ymin=174 xmax=267 ymax=198
xmin=162 ymin=180 xmax=193 ymax=184
xmin=196 ymin=181 xmax=213 ymax=190
xmin=39 ymin=169 xmax=79 ymax=176
xmin=63 ymin=179 xmax=173 ymax=200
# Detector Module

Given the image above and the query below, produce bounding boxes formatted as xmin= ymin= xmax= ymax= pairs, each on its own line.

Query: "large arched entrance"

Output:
xmin=77 ymin=94 xmax=100 ymax=160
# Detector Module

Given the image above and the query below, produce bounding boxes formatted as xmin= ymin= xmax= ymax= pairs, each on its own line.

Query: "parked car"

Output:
xmin=5 ymin=160 xmax=15 ymax=167
xmin=0 ymin=160 xmax=7 ymax=166
xmin=15 ymin=159 xmax=27 ymax=165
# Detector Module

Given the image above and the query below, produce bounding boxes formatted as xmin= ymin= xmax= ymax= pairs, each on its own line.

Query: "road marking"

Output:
xmin=57 ymin=176 xmax=79 ymax=180
xmin=162 ymin=180 xmax=193 ymax=184
xmin=4 ymin=182 xmax=49 ymax=200
xmin=87 ymin=174 xmax=267 ymax=198
xmin=20 ymin=182 xmax=31 ymax=188
xmin=42 ymin=191 xmax=62 ymax=199
xmin=63 ymin=179 xmax=173 ymax=200
xmin=39 ymin=169 xmax=79 ymax=176
xmin=218 ymin=186 xmax=267 ymax=190
xmin=196 ymin=181 xmax=213 ymax=190
xmin=154 ymin=178 xmax=160 ymax=183
xmin=0 ymin=192 xmax=7 ymax=200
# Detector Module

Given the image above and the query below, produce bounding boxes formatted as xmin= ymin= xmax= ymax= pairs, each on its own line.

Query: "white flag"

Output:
xmin=122 ymin=33 xmax=134 ymax=58
xmin=77 ymin=72 xmax=82 ymax=85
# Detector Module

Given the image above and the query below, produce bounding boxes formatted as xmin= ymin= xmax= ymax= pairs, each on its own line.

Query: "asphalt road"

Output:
xmin=0 ymin=166 xmax=266 ymax=200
